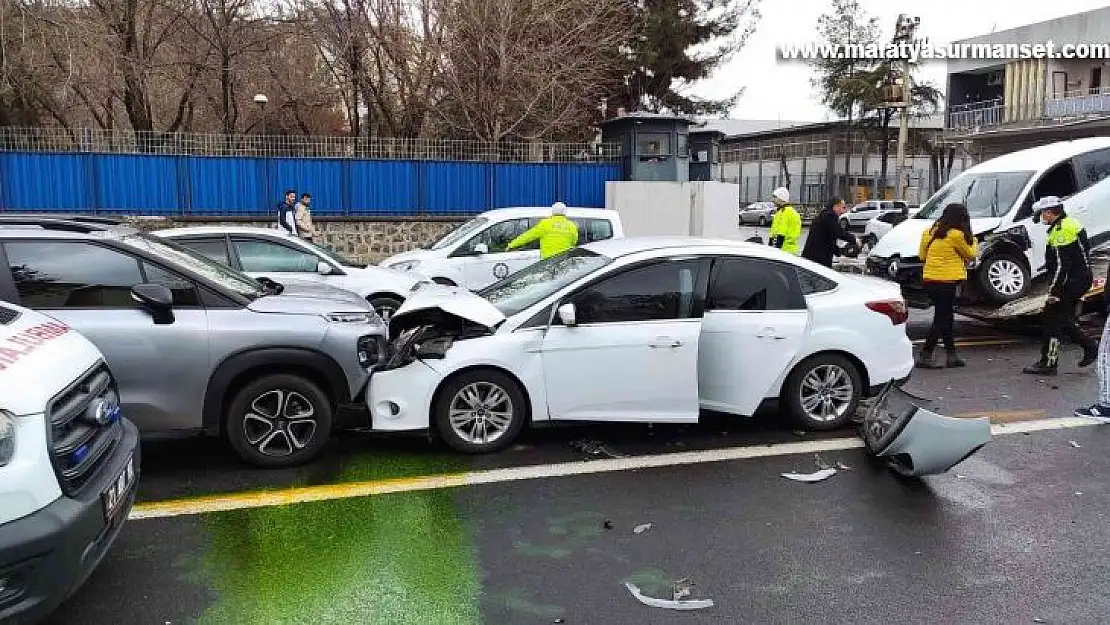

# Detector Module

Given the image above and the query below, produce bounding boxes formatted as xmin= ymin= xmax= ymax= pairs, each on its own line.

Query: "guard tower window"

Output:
xmin=637 ymin=133 xmax=671 ymax=162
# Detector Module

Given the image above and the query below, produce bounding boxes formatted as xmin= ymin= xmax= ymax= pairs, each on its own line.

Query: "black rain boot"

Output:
xmin=945 ymin=347 xmax=965 ymax=368
xmin=1025 ymin=338 xmax=1060 ymax=376
xmin=916 ymin=342 xmax=942 ymax=369
xmin=1079 ymin=341 xmax=1099 ymax=368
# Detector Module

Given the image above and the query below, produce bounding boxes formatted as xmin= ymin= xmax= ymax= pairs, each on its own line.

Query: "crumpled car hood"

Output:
xmin=389 ymin=282 xmax=505 ymax=334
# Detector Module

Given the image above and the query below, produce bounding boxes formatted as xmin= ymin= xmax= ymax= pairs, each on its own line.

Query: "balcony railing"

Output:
xmin=946 ymin=86 xmax=1110 ymax=135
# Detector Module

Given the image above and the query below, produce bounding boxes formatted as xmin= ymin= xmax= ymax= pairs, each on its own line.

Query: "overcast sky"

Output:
xmin=692 ymin=0 xmax=1110 ymax=122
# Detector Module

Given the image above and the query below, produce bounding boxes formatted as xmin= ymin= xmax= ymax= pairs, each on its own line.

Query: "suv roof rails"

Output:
xmin=0 ymin=215 xmax=122 ymax=233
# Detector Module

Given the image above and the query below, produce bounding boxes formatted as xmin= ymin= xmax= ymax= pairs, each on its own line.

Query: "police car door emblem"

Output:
xmin=493 ymin=263 xmax=510 ymax=279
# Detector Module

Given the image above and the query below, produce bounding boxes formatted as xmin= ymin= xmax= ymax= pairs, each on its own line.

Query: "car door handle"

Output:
xmin=648 ymin=338 xmax=683 ymax=348
xmin=756 ymin=329 xmax=787 ymax=340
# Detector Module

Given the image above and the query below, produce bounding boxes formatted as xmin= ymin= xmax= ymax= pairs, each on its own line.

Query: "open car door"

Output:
xmin=861 ymin=383 xmax=992 ymax=477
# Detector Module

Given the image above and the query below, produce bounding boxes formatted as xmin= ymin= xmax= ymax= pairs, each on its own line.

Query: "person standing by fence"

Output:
xmin=276 ymin=190 xmax=299 ymax=236
xmin=295 ymin=193 xmax=317 ymax=242
xmin=916 ymin=203 xmax=977 ymax=369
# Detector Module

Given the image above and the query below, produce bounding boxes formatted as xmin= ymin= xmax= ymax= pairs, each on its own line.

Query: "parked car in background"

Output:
xmin=0 ymin=220 xmax=387 ymax=467
xmin=369 ymin=237 xmax=914 ymax=454
xmin=739 ymin=201 xmax=776 ymax=226
xmin=863 ymin=206 xmax=922 ymax=249
xmin=378 ymin=207 xmax=624 ymax=291
xmin=841 ymin=200 xmax=909 ymax=230
xmin=154 ymin=226 xmax=423 ymax=321
xmin=869 ymin=137 xmax=1110 ymax=306
xmin=0 ymin=301 xmax=139 ymax=623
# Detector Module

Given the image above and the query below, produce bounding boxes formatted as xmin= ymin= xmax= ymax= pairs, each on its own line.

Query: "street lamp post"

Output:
xmin=253 ymin=93 xmax=271 ymax=209
xmin=892 ymin=15 xmax=920 ymax=201
xmin=253 ymin=93 xmax=269 ymax=135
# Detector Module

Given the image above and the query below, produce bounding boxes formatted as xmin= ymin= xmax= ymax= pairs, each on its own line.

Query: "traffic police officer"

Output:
xmin=767 ymin=187 xmax=802 ymax=255
xmin=507 ymin=201 xmax=579 ymax=259
xmin=1023 ymin=196 xmax=1099 ymax=376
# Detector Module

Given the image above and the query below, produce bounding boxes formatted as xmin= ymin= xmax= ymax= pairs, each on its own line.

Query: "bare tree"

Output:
xmin=436 ymin=0 xmax=633 ymax=143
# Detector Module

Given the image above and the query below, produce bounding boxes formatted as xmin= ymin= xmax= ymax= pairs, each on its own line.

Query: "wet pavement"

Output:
xmin=39 ymin=316 xmax=1110 ymax=624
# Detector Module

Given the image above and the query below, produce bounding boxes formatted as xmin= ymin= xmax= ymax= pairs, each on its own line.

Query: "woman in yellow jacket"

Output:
xmin=917 ymin=203 xmax=978 ymax=369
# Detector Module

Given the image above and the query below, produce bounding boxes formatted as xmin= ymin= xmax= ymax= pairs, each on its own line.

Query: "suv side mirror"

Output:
xmin=131 ymin=283 xmax=175 ymax=325
xmin=473 ymin=243 xmax=489 ymax=255
xmin=316 ymin=261 xmax=333 ymax=275
xmin=557 ymin=302 xmax=577 ymax=327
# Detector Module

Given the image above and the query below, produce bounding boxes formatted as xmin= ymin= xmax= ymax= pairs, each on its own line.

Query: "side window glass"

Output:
xmin=707 ymin=257 xmax=806 ymax=311
xmin=142 ymin=262 xmax=201 ymax=307
xmin=5 ymin=241 xmax=143 ymax=309
xmin=233 ymin=239 xmax=319 ymax=272
xmin=1032 ymin=161 xmax=1079 ymax=201
xmin=571 ymin=260 xmax=701 ymax=324
xmin=1074 ymin=148 xmax=1110 ymax=192
xmin=177 ymin=238 xmax=231 ymax=265
xmin=577 ymin=218 xmax=614 ymax=243
xmin=796 ymin=267 xmax=838 ymax=295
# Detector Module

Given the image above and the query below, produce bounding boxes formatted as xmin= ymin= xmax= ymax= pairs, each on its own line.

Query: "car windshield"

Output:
xmin=430 ymin=217 xmax=490 ymax=250
xmin=121 ymin=233 xmax=264 ymax=298
xmin=300 ymin=238 xmax=360 ymax=267
xmin=478 ymin=248 xmax=612 ymax=317
xmin=915 ymin=171 xmax=1035 ymax=220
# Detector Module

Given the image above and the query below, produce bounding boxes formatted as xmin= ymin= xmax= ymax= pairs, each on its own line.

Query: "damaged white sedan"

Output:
xmin=369 ymin=237 xmax=915 ymax=453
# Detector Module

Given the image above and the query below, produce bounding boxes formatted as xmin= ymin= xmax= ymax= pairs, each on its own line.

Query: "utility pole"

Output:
xmin=892 ymin=15 xmax=920 ymax=201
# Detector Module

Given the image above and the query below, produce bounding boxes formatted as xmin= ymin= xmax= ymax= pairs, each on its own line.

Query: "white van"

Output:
xmin=868 ymin=138 xmax=1110 ymax=306
xmin=379 ymin=207 xmax=625 ymax=290
xmin=0 ymin=302 xmax=139 ymax=622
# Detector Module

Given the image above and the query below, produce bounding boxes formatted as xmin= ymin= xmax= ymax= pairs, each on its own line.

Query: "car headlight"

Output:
xmin=0 ymin=410 xmax=14 ymax=467
xmin=390 ymin=260 xmax=421 ymax=272
xmin=357 ymin=335 xmax=386 ymax=369
xmin=326 ymin=312 xmax=375 ymax=324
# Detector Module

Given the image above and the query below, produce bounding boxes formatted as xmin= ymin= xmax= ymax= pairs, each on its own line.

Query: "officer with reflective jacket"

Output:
xmin=1023 ymin=196 xmax=1099 ymax=376
xmin=767 ymin=187 xmax=802 ymax=255
xmin=507 ymin=201 xmax=579 ymax=259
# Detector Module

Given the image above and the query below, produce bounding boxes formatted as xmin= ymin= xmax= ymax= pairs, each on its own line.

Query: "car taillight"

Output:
xmin=866 ymin=300 xmax=908 ymax=325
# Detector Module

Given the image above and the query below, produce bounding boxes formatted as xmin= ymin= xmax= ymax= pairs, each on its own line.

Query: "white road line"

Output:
xmin=129 ymin=416 xmax=1105 ymax=520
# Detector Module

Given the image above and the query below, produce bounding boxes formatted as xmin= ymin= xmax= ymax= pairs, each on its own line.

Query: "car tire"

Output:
xmin=758 ymin=216 xmax=767 ymax=226
xmin=368 ymin=295 xmax=403 ymax=322
xmin=432 ymin=277 xmax=457 ymax=287
xmin=976 ymin=253 xmax=1030 ymax=304
xmin=434 ymin=369 xmax=527 ymax=454
xmin=782 ymin=354 xmax=863 ymax=431
xmin=225 ymin=373 xmax=333 ymax=467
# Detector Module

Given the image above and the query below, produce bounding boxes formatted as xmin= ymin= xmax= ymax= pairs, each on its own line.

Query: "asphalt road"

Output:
xmin=40 ymin=331 xmax=1110 ymax=625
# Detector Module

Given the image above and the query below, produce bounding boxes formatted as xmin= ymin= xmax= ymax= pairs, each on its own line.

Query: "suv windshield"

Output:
xmin=478 ymin=248 xmax=612 ymax=317
xmin=121 ymin=233 xmax=264 ymax=298
xmin=431 ymin=217 xmax=490 ymax=250
xmin=915 ymin=171 xmax=1035 ymax=220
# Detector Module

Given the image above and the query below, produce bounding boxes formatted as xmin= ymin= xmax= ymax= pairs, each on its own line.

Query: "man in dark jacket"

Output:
xmin=276 ymin=189 xmax=299 ymax=236
xmin=1024 ymin=196 xmax=1099 ymax=375
xmin=802 ymin=197 xmax=858 ymax=267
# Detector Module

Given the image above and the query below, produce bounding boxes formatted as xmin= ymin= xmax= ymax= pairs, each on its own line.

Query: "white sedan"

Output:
xmin=367 ymin=237 xmax=914 ymax=453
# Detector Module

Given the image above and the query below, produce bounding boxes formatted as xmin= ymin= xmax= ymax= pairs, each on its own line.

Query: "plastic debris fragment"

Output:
xmin=835 ymin=461 xmax=852 ymax=471
xmin=1070 ymin=440 xmax=1081 ymax=448
xmin=814 ymin=454 xmax=832 ymax=470
xmin=633 ymin=523 xmax=652 ymax=534
xmin=603 ymin=520 xmax=613 ymax=530
xmin=780 ymin=468 xmax=837 ymax=483
xmin=624 ymin=582 xmax=714 ymax=611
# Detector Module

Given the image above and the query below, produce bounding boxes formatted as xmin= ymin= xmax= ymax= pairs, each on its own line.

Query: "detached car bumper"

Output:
xmin=0 ymin=420 xmax=140 ymax=624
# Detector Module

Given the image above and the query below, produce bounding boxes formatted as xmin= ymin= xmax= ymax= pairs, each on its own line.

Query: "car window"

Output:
xmin=459 ymin=218 xmax=535 ymax=254
xmin=570 ymin=259 xmax=702 ymax=324
xmin=795 ymin=267 xmax=838 ymax=295
xmin=141 ymin=261 xmax=201 ymax=307
xmin=1074 ymin=148 xmax=1110 ymax=192
xmin=5 ymin=241 xmax=143 ymax=309
xmin=706 ymin=257 xmax=806 ymax=311
xmin=232 ymin=238 xmax=320 ymax=272
xmin=570 ymin=218 xmax=615 ymax=243
xmin=175 ymin=237 xmax=230 ymax=265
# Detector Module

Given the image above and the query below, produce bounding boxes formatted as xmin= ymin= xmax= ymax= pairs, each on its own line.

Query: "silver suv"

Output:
xmin=0 ymin=219 xmax=388 ymax=467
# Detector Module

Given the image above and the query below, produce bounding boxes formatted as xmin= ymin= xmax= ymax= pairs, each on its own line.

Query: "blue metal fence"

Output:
xmin=0 ymin=152 xmax=621 ymax=216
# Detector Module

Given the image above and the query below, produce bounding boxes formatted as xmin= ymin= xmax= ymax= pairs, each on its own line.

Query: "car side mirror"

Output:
xmin=317 ymin=261 xmax=333 ymax=275
xmin=557 ymin=303 xmax=577 ymax=327
xmin=131 ymin=283 xmax=175 ymax=325
xmin=473 ymin=243 xmax=489 ymax=255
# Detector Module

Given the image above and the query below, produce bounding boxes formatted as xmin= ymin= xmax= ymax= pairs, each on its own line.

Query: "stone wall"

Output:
xmin=127 ymin=216 xmax=468 ymax=265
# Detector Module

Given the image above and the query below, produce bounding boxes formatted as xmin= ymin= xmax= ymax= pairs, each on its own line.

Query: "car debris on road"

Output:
xmin=624 ymin=581 xmax=714 ymax=611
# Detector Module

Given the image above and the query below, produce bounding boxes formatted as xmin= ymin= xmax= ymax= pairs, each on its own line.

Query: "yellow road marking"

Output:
xmin=129 ymin=415 xmax=1102 ymax=521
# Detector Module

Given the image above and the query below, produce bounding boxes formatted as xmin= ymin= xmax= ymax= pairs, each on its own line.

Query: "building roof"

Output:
xmin=598 ymin=111 xmax=697 ymax=127
xmin=693 ymin=119 xmax=811 ymax=136
xmin=717 ymin=113 xmax=945 ymax=142
xmin=953 ymin=6 xmax=1110 ymax=45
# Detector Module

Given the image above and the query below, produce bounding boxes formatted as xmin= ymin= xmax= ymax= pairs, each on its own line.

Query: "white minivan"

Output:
xmin=868 ymin=138 xmax=1110 ymax=306
xmin=379 ymin=207 xmax=624 ymax=290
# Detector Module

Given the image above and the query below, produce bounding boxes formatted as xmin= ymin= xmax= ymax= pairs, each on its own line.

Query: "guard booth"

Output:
xmin=600 ymin=112 xmax=694 ymax=182
xmin=687 ymin=128 xmax=724 ymax=181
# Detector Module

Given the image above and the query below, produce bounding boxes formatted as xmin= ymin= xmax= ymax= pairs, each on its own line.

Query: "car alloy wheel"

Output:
xmin=448 ymin=381 xmax=515 ymax=446
xmin=798 ymin=364 xmax=855 ymax=423
xmin=986 ymin=258 xmax=1025 ymax=296
xmin=243 ymin=389 xmax=318 ymax=458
